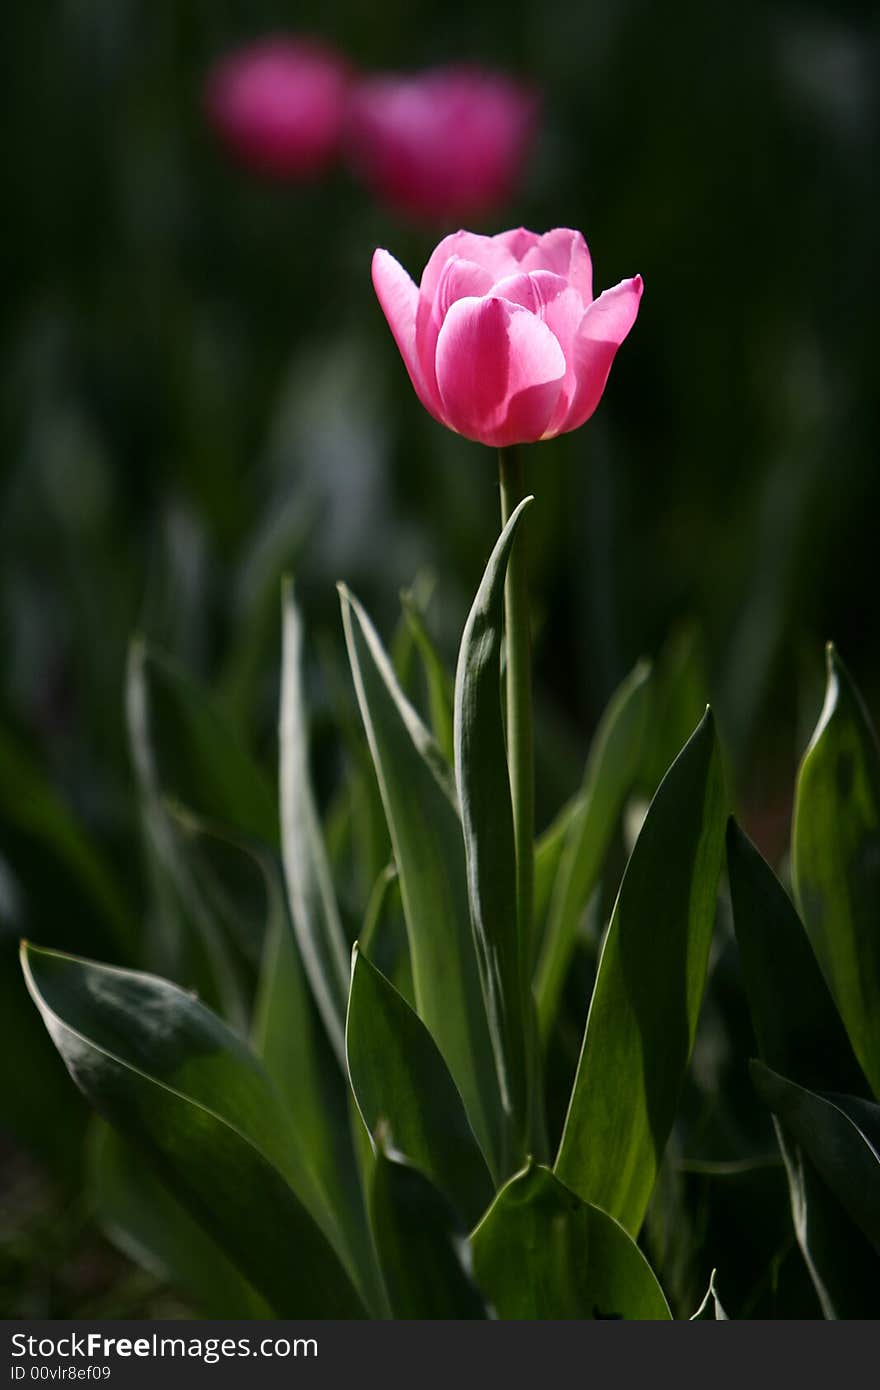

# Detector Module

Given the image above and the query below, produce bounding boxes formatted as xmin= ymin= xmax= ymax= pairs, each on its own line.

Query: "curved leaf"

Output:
xmin=454 ymin=496 xmax=535 ymax=1166
xmin=339 ymin=585 xmax=503 ymax=1177
xmin=21 ymin=943 xmax=365 ymax=1317
xmin=279 ymin=580 xmax=350 ymax=1064
xmin=368 ymin=1136 xmax=488 ymax=1320
xmin=347 ymin=945 xmax=493 ymax=1227
xmin=536 ymin=658 xmax=652 ymax=1033
xmin=792 ymin=644 xmax=880 ymax=1098
xmin=555 ymin=710 xmax=726 ymax=1234
xmin=751 ymin=1061 xmax=880 ymax=1249
xmin=471 ymin=1163 xmax=670 ymax=1319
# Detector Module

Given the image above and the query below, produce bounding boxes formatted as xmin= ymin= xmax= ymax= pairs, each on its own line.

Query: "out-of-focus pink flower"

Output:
xmin=372 ymin=228 xmax=643 ymax=448
xmin=347 ymin=67 xmax=539 ymax=223
xmin=204 ymin=37 xmax=351 ymax=180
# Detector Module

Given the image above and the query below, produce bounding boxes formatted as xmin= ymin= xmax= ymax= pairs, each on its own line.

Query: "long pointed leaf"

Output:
xmin=454 ymin=495 xmax=535 ymax=1165
xmin=339 ymin=585 xmax=503 ymax=1176
xmin=555 ymin=710 xmax=726 ymax=1234
xmin=279 ymin=579 xmax=350 ymax=1064
xmin=792 ymin=644 xmax=880 ymax=1098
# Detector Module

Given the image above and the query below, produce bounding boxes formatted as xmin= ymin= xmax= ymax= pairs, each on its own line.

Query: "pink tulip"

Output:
xmin=347 ymin=67 xmax=539 ymax=223
xmin=372 ymin=228 xmax=643 ymax=448
xmin=203 ymin=37 xmax=350 ymax=180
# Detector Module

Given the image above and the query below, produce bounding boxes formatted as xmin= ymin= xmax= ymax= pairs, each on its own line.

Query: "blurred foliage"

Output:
xmin=1 ymin=0 xmax=878 ymax=1316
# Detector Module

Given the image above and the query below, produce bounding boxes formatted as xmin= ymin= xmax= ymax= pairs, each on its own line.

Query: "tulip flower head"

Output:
xmin=347 ymin=66 xmax=539 ymax=223
xmin=204 ymin=37 xmax=350 ymax=180
xmin=372 ymin=228 xmax=643 ymax=449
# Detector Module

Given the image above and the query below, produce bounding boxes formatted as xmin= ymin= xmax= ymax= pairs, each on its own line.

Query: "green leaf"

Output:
xmin=536 ymin=659 xmax=652 ymax=1034
xmin=751 ymin=1062 xmax=880 ymax=1249
xmin=792 ymin=644 xmax=880 ymax=1098
xmin=690 ymin=1269 xmax=728 ymax=1320
xmin=555 ymin=710 xmax=726 ymax=1234
xmin=347 ymin=945 xmax=493 ymax=1227
xmin=279 ymin=580 xmax=351 ymax=1064
xmin=21 ymin=942 xmax=365 ymax=1317
xmin=726 ymin=819 xmax=877 ymax=1317
xmin=471 ymin=1163 xmax=671 ymax=1319
xmin=368 ymin=1136 xmax=488 ymax=1320
xmin=339 ymin=585 xmax=503 ymax=1177
xmin=726 ymin=819 xmax=866 ymax=1093
xmin=401 ymin=589 xmax=455 ymax=765
xmin=89 ymin=1122 xmax=270 ymax=1317
xmin=250 ymin=840 xmax=384 ymax=1315
xmin=533 ymin=794 xmax=582 ymax=952
xmin=127 ymin=638 xmax=277 ymax=847
xmin=454 ymin=495 xmax=536 ymax=1167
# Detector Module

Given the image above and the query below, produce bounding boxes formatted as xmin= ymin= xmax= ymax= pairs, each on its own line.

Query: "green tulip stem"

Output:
xmin=498 ymin=446 xmax=534 ymax=968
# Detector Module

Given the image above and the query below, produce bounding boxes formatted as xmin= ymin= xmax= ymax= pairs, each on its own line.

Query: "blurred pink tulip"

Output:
xmin=372 ymin=228 xmax=643 ymax=448
xmin=204 ymin=37 xmax=350 ymax=180
xmin=347 ymin=67 xmax=539 ymax=223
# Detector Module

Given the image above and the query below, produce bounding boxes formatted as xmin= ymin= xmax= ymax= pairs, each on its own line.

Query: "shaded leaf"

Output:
xmin=751 ymin=1061 xmax=880 ymax=1249
xmin=89 ymin=1122 xmax=270 ymax=1317
xmin=368 ymin=1136 xmax=488 ymax=1320
xmin=555 ymin=710 xmax=726 ymax=1234
xmin=471 ymin=1163 xmax=670 ymax=1319
xmin=251 ymin=840 xmax=384 ymax=1314
xmin=727 ymin=819 xmax=878 ymax=1317
xmin=347 ymin=945 xmax=493 ymax=1227
xmin=727 ymin=818 xmax=866 ymax=1093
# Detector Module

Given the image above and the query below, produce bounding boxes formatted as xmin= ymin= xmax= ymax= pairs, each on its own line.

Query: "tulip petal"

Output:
xmin=415 ymin=256 xmax=496 ymax=401
xmin=519 ymin=229 xmax=593 ymax=304
xmin=492 ymin=270 xmax=570 ymax=317
xmin=552 ymin=276 xmax=643 ymax=435
xmin=372 ymin=248 xmax=443 ymax=419
xmin=434 ymin=295 xmax=566 ymax=448
xmin=419 ymin=232 xmax=521 ymax=304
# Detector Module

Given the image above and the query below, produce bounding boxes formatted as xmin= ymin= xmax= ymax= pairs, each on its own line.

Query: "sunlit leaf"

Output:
xmin=279 ymin=580 xmax=350 ymax=1064
xmin=792 ymin=644 xmax=880 ymax=1098
xmin=555 ymin=710 xmax=726 ymax=1234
